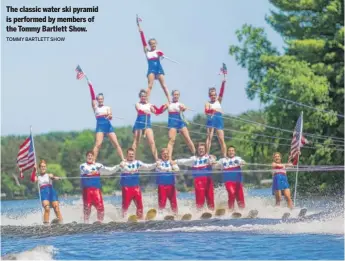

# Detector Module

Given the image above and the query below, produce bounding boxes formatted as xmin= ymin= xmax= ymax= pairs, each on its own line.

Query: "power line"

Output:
xmin=248 ymin=88 xmax=344 ymax=118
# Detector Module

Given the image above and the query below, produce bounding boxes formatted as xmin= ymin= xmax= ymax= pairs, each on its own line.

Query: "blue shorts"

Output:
xmin=168 ymin=113 xmax=186 ymax=130
xmin=40 ymin=186 xmax=58 ymax=202
xmin=272 ymin=174 xmax=289 ymax=194
xmin=147 ymin=59 xmax=164 ymax=77
xmin=96 ymin=118 xmax=114 ymax=133
xmin=133 ymin=114 xmax=151 ymax=132
xmin=206 ymin=112 xmax=224 ymax=130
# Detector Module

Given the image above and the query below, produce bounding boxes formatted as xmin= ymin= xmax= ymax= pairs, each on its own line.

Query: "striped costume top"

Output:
xmin=176 ymin=155 xmax=216 ymax=177
xmin=80 ymin=162 xmax=117 ymax=189
xmin=215 ymin=156 xmax=245 ymax=182
xmin=156 ymin=160 xmax=179 ymax=185
xmin=112 ymin=160 xmax=156 ymax=187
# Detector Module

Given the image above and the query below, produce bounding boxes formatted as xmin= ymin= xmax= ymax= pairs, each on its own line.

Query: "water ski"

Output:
xmin=215 ymin=208 xmax=226 ymax=216
xmin=231 ymin=212 xmax=242 ymax=219
xmin=128 ymin=215 xmax=138 ymax=223
xmin=93 ymin=221 xmax=102 ymax=225
xmin=200 ymin=212 xmax=212 ymax=219
xmin=247 ymin=209 xmax=259 ymax=219
xmin=164 ymin=215 xmax=175 ymax=221
xmin=51 ymin=218 xmax=60 ymax=225
xmin=181 ymin=213 xmax=192 ymax=221
xmin=298 ymin=208 xmax=307 ymax=219
xmin=145 ymin=208 xmax=157 ymax=221
xmin=282 ymin=212 xmax=290 ymax=221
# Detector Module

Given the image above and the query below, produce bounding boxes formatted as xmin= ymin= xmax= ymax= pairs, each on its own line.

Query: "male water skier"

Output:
xmin=155 ymin=148 xmax=180 ymax=215
xmin=111 ymin=148 xmax=157 ymax=219
xmin=176 ymin=142 xmax=216 ymax=211
xmin=213 ymin=146 xmax=246 ymax=210
xmin=80 ymin=150 xmax=118 ymax=223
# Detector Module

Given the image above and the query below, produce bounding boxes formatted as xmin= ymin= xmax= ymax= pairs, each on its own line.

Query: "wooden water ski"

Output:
xmin=200 ymin=212 xmax=212 ymax=219
xmin=51 ymin=218 xmax=60 ymax=225
xmin=164 ymin=215 xmax=175 ymax=221
xmin=215 ymin=208 xmax=226 ymax=216
xmin=128 ymin=215 xmax=138 ymax=222
xmin=282 ymin=212 xmax=290 ymax=220
xmin=181 ymin=213 xmax=192 ymax=221
xmin=145 ymin=208 xmax=157 ymax=221
xmin=231 ymin=212 xmax=242 ymax=218
xmin=298 ymin=208 xmax=307 ymax=219
xmin=247 ymin=209 xmax=259 ymax=219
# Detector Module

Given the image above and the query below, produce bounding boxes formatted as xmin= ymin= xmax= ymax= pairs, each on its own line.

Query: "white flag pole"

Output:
xmin=30 ymin=126 xmax=44 ymax=223
xmin=293 ymin=111 xmax=303 ymax=205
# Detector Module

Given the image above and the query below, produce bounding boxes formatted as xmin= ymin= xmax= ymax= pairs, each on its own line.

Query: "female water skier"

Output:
xmin=132 ymin=89 xmax=163 ymax=161
xmin=86 ymin=81 xmax=124 ymax=162
xmin=205 ymin=77 xmax=227 ymax=157
xmin=213 ymin=146 xmax=246 ymax=210
xmin=31 ymin=159 xmax=63 ymax=225
xmin=137 ymin=18 xmax=170 ymax=102
xmin=155 ymin=90 xmax=196 ymax=159
xmin=272 ymin=152 xmax=294 ymax=209
xmin=155 ymin=148 xmax=180 ymax=214
xmin=110 ymin=148 xmax=157 ymax=219
xmin=176 ymin=143 xmax=217 ymax=211
xmin=80 ymin=150 xmax=119 ymax=223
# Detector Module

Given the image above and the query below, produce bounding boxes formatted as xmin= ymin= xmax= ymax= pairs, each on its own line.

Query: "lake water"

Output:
xmin=1 ymin=189 xmax=344 ymax=260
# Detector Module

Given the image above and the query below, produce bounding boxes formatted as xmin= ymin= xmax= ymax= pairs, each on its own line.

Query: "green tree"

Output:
xmin=47 ymin=163 xmax=74 ymax=194
xmin=229 ymin=0 xmax=344 ymax=193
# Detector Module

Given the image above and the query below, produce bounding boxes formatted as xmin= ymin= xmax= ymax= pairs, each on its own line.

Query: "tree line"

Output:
xmin=1 ymin=0 xmax=343 ymax=199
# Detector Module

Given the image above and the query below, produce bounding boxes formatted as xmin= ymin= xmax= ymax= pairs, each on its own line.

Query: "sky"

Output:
xmin=1 ymin=0 xmax=284 ymax=136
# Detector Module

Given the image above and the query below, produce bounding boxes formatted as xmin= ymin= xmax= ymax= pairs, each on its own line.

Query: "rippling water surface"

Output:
xmin=1 ymin=189 xmax=344 ymax=260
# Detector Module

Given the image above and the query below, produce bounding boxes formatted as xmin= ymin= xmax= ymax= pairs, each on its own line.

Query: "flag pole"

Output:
xmin=30 ymin=126 xmax=44 ymax=222
xmin=293 ymin=111 xmax=303 ymax=205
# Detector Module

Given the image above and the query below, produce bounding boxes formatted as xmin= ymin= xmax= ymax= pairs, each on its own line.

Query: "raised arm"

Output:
xmin=137 ymin=21 xmax=148 ymax=53
xmin=88 ymin=80 xmax=97 ymax=110
xmin=175 ymin=157 xmax=195 ymax=167
xmin=218 ymin=80 xmax=226 ymax=103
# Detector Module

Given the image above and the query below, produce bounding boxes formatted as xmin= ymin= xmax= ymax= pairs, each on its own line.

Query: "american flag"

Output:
xmin=288 ymin=115 xmax=308 ymax=165
xmin=220 ymin=63 xmax=227 ymax=75
xmin=17 ymin=134 xmax=36 ymax=179
xmin=75 ymin=65 xmax=85 ymax=80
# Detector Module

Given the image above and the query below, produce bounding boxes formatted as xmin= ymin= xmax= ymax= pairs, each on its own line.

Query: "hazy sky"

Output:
xmin=1 ymin=0 xmax=284 ymax=136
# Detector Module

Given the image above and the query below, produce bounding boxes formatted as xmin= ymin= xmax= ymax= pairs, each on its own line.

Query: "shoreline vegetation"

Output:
xmin=2 ymin=1 xmax=344 ymax=200
xmin=1 ymin=113 xmax=343 ymax=201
